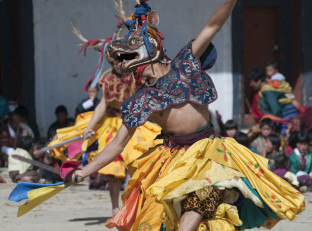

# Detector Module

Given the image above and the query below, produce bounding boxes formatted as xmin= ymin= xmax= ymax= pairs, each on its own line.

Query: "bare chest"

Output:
xmin=149 ymin=103 xmax=210 ymax=136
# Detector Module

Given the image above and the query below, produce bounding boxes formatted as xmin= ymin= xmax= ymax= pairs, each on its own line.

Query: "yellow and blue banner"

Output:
xmin=8 ymin=181 xmax=69 ymax=217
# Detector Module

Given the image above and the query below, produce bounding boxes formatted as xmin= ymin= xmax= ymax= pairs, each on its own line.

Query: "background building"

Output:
xmin=0 ymin=0 xmax=311 ymax=137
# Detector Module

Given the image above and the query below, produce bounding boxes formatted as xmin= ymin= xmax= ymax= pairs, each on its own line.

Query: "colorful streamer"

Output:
xmin=8 ymin=181 xmax=69 ymax=217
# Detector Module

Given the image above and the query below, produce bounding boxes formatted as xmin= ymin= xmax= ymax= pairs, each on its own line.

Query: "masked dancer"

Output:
xmin=67 ymin=1 xmax=305 ymax=230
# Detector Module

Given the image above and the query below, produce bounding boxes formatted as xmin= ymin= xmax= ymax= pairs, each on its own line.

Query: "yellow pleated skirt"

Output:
xmin=118 ymin=136 xmax=305 ymax=231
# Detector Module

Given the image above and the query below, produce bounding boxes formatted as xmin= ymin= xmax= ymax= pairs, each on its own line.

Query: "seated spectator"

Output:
xmin=234 ymin=131 xmax=258 ymax=154
xmin=8 ymin=136 xmax=40 ymax=183
xmin=224 ymin=119 xmax=238 ymax=138
xmin=75 ymin=83 xmax=100 ymax=117
xmin=8 ymin=97 xmax=20 ymax=112
xmin=47 ymin=105 xmax=68 ymax=138
xmin=251 ymin=118 xmax=274 ymax=155
xmin=264 ymin=134 xmax=281 ymax=158
xmin=288 ymin=132 xmax=312 ymax=188
xmin=264 ymin=134 xmax=281 ymax=169
xmin=0 ymin=111 xmax=23 ymax=167
xmin=14 ymin=106 xmax=34 ymax=139
xmin=15 ymin=105 xmax=40 ymax=141
xmin=31 ymin=140 xmax=53 ymax=184
xmin=39 ymin=128 xmax=62 ymax=184
xmin=270 ymin=153 xmax=299 ymax=189
xmin=32 ymin=140 xmax=46 ymax=169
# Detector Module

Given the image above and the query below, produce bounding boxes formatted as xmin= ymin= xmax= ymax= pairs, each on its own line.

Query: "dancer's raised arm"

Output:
xmin=74 ymin=124 xmax=136 ymax=179
xmin=192 ymin=0 xmax=237 ymax=57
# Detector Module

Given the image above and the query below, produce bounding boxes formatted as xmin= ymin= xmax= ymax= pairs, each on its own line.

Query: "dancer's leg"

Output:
xmin=178 ymin=211 xmax=203 ymax=231
xmin=178 ymin=188 xmax=224 ymax=231
xmin=108 ymin=177 xmax=122 ymax=216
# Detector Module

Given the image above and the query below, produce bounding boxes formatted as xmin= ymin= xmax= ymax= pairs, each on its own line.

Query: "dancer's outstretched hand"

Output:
xmin=83 ymin=128 xmax=94 ymax=139
xmin=67 ymin=170 xmax=84 ymax=184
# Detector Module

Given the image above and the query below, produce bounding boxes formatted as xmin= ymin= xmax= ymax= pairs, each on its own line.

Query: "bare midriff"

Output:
xmin=149 ymin=102 xmax=210 ymax=136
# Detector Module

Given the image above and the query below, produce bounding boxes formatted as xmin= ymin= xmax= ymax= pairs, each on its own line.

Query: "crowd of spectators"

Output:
xmin=0 ymin=96 xmax=76 ymax=184
xmin=217 ymin=61 xmax=312 ymax=193
xmin=0 ymin=83 xmax=103 ymax=185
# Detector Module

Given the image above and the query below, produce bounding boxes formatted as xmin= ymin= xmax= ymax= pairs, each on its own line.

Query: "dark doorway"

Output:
xmin=232 ymin=0 xmax=301 ymax=124
xmin=0 ymin=31 xmax=2 ymax=92
xmin=243 ymin=5 xmax=281 ymax=114
xmin=0 ymin=0 xmax=36 ymax=123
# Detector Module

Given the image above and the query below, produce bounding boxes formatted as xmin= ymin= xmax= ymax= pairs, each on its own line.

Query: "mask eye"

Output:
xmin=128 ymin=38 xmax=138 ymax=47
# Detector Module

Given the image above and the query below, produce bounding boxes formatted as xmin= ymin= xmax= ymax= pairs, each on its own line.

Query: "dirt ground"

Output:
xmin=1 ymin=167 xmax=312 ymax=231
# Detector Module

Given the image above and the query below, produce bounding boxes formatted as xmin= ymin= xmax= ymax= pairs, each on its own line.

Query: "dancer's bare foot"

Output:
xmin=112 ymin=207 xmax=119 ymax=216
xmin=108 ymin=178 xmax=121 ymax=216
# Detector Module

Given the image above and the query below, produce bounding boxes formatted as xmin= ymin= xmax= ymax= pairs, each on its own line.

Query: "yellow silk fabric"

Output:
xmin=123 ymin=137 xmax=305 ymax=231
xmin=97 ymin=159 xmax=126 ymax=178
xmin=259 ymin=80 xmax=293 ymax=104
xmin=197 ymin=203 xmax=243 ymax=231
xmin=18 ymin=183 xmax=69 ymax=217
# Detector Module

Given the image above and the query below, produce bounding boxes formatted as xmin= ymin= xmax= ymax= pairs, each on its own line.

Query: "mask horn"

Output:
xmin=147 ymin=11 xmax=159 ymax=28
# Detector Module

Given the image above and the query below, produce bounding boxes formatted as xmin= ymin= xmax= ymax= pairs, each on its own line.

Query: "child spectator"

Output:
xmin=265 ymin=61 xmax=286 ymax=88
xmin=288 ymin=132 xmax=312 ymax=188
xmin=224 ymin=119 xmax=238 ymax=137
xmin=75 ymin=83 xmax=100 ymax=117
xmin=251 ymin=118 xmax=274 ymax=155
xmin=15 ymin=105 xmax=40 ymax=141
xmin=14 ymin=106 xmax=35 ymax=139
xmin=8 ymin=136 xmax=40 ymax=183
xmin=32 ymin=140 xmax=45 ymax=168
xmin=265 ymin=134 xmax=281 ymax=158
xmin=234 ymin=131 xmax=258 ymax=154
xmin=270 ymin=153 xmax=299 ymax=189
xmin=39 ymin=128 xmax=63 ymax=184
xmin=264 ymin=134 xmax=281 ymax=169
xmin=31 ymin=140 xmax=59 ymax=184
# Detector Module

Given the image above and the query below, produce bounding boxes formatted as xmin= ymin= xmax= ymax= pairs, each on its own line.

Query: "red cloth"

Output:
xmin=60 ymin=161 xmax=81 ymax=179
xmin=105 ymin=186 xmax=140 ymax=230
xmin=134 ymin=64 xmax=148 ymax=83
xmin=99 ymin=71 xmax=135 ymax=103
xmin=299 ymin=106 xmax=312 ymax=132
xmin=67 ymin=140 xmax=84 ymax=159
xmin=114 ymin=155 xmax=124 ymax=162
xmin=251 ymin=93 xmax=264 ymax=123
xmin=285 ymin=146 xmax=293 ymax=158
